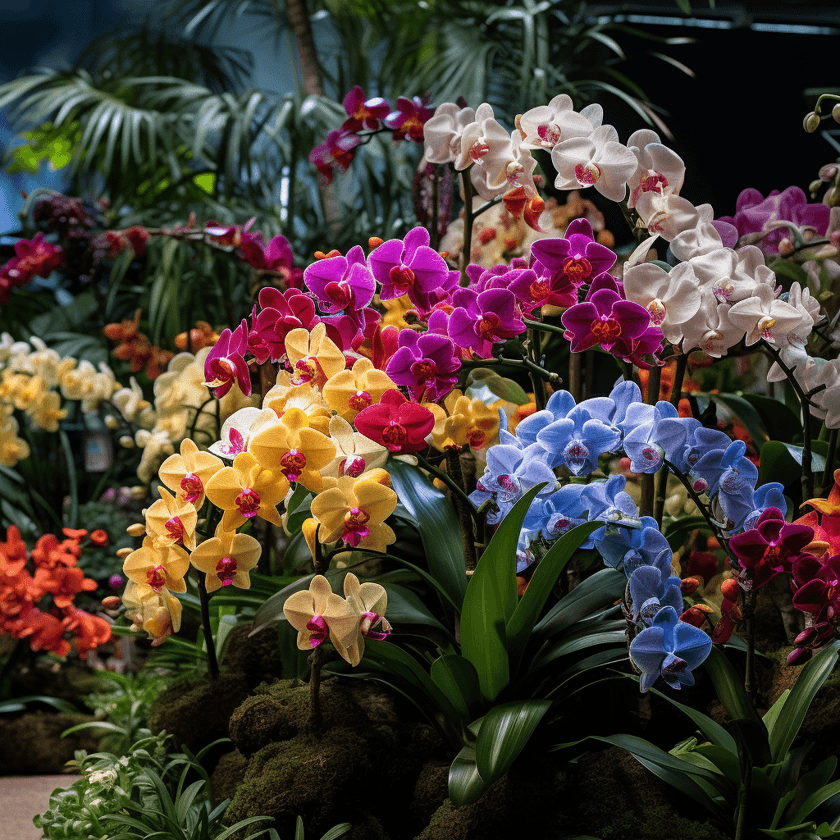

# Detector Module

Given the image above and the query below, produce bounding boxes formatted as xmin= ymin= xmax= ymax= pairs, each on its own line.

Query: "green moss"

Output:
xmin=0 ymin=712 xmax=100 ymax=774
xmin=222 ymin=623 xmax=285 ymax=689
xmin=148 ymin=671 xmax=250 ymax=754
xmin=211 ymin=749 xmax=250 ymax=804
xmin=595 ymin=806 xmax=729 ymax=840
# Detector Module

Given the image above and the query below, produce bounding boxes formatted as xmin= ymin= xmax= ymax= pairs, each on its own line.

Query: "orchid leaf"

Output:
xmin=769 ymin=640 xmax=840 ymax=764
xmin=703 ymin=646 xmax=765 ymax=730
xmin=387 ymin=459 xmax=467 ymax=609
xmin=506 ymin=521 xmax=600 ymax=676
xmin=460 ymin=484 xmax=543 ymax=702
xmin=448 ymin=739 xmax=487 ymax=808
xmin=711 ymin=393 xmax=769 ymax=450
xmin=474 ymin=699 xmax=552 ymax=788
xmin=430 ymin=654 xmax=480 ymax=724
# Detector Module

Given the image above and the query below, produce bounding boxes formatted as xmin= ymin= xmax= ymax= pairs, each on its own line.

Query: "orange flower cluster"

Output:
xmin=103 ymin=310 xmax=175 ymax=380
xmin=0 ymin=526 xmax=111 ymax=658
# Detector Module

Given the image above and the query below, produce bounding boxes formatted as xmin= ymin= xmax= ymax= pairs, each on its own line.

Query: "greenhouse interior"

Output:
xmin=2 ymin=1 xmax=840 ymax=838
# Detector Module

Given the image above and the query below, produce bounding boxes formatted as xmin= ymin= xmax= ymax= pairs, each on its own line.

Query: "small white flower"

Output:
xmin=423 ymin=102 xmax=476 ymax=165
xmin=727 ymin=284 xmax=803 ymax=346
xmin=515 ymin=94 xmax=594 ymax=150
xmin=625 ymin=128 xmax=685 ymax=208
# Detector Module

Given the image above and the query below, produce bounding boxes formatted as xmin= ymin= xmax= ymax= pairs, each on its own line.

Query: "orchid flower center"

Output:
xmin=647 ymin=299 xmax=667 ymax=326
xmin=536 ymin=123 xmax=562 ymax=146
xmin=720 ymin=468 xmax=741 ymax=494
xmin=528 ymin=278 xmax=550 ymax=302
xmin=180 ymin=473 xmax=203 ymax=504
xmin=206 ymin=357 xmax=236 ymax=388
xmin=342 ymin=506 xmax=371 ymax=546
xmin=563 ymin=256 xmax=592 ymax=282
xmin=411 ymin=359 xmax=438 ymax=383
xmin=292 ymin=356 xmax=324 ymax=386
xmin=478 ymin=312 xmax=502 ymax=340
xmin=360 ymin=611 xmax=390 ymax=640
xmin=701 ymin=330 xmax=723 ymax=353
xmin=306 ymin=614 xmax=329 ymax=647
xmin=662 ymin=655 xmax=688 ymax=675
xmin=382 ymin=423 xmax=407 ymax=448
xmin=758 ymin=316 xmax=777 ymax=340
xmin=564 ymin=441 xmax=591 ymax=474
xmin=590 ymin=317 xmax=622 ymax=344
xmin=147 ymin=565 xmax=167 ymax=592
xmin=469 ymin=140 xmax=490 ymax=162
xmin=324 ymin=280 xmax=351 ymax=308
xmin=280 ymin=449 xmax=307 ymax=482
xmin=641 ymin=444 xmax=663 ymax=467
xmin=505 ymin=161 xmax=525 ymax=187
xmin=712 ymin=280 xmax=734 ymax=302
xmin=341 ymin=455 xmax=366 ymax=478
xmin=348 ymin=390 xmax=373 ymax=411
xmin=466 ymin=428 xmax=486 ymax=449
xmin=496 ymin=474 xmax=520 ymax=503
xmin=574 ymin=162 xmax=601 ymax=185
xmin=165 ymin=516 xmax=185 ymax=543
xmin=235 ymin=488 xmax=261 ymax=518
xmin=389 ymin=265 xmax=415 ymax=291
xmin=215 ymin=555 xmax=238 ymax=586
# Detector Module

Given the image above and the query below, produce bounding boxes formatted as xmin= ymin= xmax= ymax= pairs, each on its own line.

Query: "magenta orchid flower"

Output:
xmin=309 ymin=129 xmax=363 ymax=182
xmin=368 ymin=226 xmax=450 ymax=307
xmin=304 ymin=244 xmax=376 ymax=315
xmin=385 ymin=330 xmax=460 ymax=402
xmin=384 ymin=96 xmax=434 ymax=143
xmin=561 ymin=288 xmax=652 ymax=355
xmin=341 ymin=86 xmax=390 ymax=133
xmin=204 ymin=319 xmax=251 ymax=398
xmin=248 ymin=288 xmax=319 ymax=364
xmin=448 ymin=287 xmax=526 ymax=356
xmin=530 ymin=219 xmax=617 ymax=291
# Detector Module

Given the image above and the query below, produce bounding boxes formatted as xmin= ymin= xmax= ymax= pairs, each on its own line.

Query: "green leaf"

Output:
xmin=384 ymin=583 xmax=450 ymax=634
xmin=387 ymin=459 xmax=467 ymax=609
xmin=648 ymin=684 xmax=737 ymax=754
xmin=448 ymin=739 xmax=487 ymax=808
xmin=711 ymin=393 xmax=769 ymax=450
xmin=506 ymin=521 xmax=600 ymax=676
xmin=460 ymin=484 xmax=544 ymax=702
xmin=466 ymin=367 xmax=530 ymax=405
xmin=741 ymin=394 xmax=802 ymax=446
xmin=703 ymin=646 xmax=765 ymax=730
xmin=474 ymin=699 xmax=552 ymax=787
xmin=430 ymin=654 xmax=481 ymax=724
xmin=769 ymin=640 xmax=840 ymax=764
xmin=319 ymin=824 xmax=353 ymax=840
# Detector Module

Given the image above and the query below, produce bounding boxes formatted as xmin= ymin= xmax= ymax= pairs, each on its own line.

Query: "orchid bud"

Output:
xmin=119 ymin=435 xmax=135 ymax=449
xmin=101 ymin=596 xmax=122 ymax=611
xmin=825 ymin=186 xmax=840 ymax=208
xmin=809 ymin=179 xmax=823 ymax=198
xmin=778 ymin=237 xmax=794 ymax=256
xmin=804 ymin=112 xmax=821 ymax=133
xmin=720 ymin=578 xmax=740 ymax=602
xmin=795 ymin=626 xmax=817 ymax=646
xmin=819 ymin=164 xmax=837 ymax=182
xmin=126 ymin=522 xmax=146 ymax=537
xmin=680 ymin=577 xmax=701 ymax=596
xmin=815 ymin=622 xmax=835 ymax=644
xmin=787 ymin=646 xmax=812 ymax=666
xmin=116 ymin=547 xmax=132 ymax=559
xmin=833 ymin=103 xmax=840 ymax=123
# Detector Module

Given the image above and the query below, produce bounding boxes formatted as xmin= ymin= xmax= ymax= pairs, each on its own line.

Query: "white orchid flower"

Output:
xmin=626 ymin=129 xmax=686 ymax=208
xmin=423 ymin=102 xmax=476 ymax=165
xmin=515 ymin=94 xmax=594 ymax=151
xmin=727 ymin=284 xmax=804 ymax=346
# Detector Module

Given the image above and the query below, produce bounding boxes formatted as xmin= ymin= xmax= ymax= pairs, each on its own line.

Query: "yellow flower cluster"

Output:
xmin=0 ymin=333 xmax=119 ymax=466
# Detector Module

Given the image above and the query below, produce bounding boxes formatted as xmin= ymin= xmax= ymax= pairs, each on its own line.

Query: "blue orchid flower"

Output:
xmin=629 ymin=605 xmax=712 ymax=692
xmin=597 ymin=515 xmax=673 ymax=576
xmin=693 ymin=440 xmax=759 ymax=529
xmin=581 ymin=475 xmax=641 ymax=545
xmin=536 ymin=405 xmax=621 ymax=476
xmin=741 ymin=482 xmax=787 ymax=530
xmin=628 ymin=565 xmax=683 ymax=624
xmin=681 ymin=425 xmax=731 ymax=473
xmin=622 ymin=400 xmax=689 ymax=474
xmin=515 ymin=390 xmax=576 ymax=447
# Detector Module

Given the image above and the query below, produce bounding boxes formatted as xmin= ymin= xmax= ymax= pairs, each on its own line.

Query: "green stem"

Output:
xmin=460 ymin=170 xmax=475 ymax=287
xmin=743 ymin=589 xmax=757 ymax=703
xmin=430 ymin=164 xmax=440 ymax=251
xmin=197 ymin=576 xmax=219 ymax=681
xmin=416 ymin=452 xmax=480 ymax=526
xmin=495 ymin=353 xmax=562 ymax=385
xmin=445 ymin=448 xmax=477 ymax=573
xmin=821 ymin=427 xmax=838 ymax=497
xmin=653 ymin=354 xmax=688 ymax=527
xmin=528 ymin=327 xmax=548 ymax=411
xmin=569 ymin=352 xmax=582 ymax=402
xmin=639 ymin=366 xmax=662 ymax=518
xmin=523 ymin=318 xmax=566 ymax=337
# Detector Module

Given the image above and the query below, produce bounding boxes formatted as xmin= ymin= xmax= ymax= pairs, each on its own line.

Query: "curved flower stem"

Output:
xmin=523 ymin=318 xmax=567 ymax=337
xmin=460 ymin=170 xmax=475 ymax=287
xmin=445 ymin=448 xmax=477 ymax=573
xmin=430 ymin=164 xmax=440 ymax=251
xmin=197 ymin=576 xmax=219 ymax=681
xmin=759 ymin=340 xmax=816 ymax=500
xmin=653 ymin=354 xmax=689 ymax=527
xmin=664 ymin=460 xmax=739 ymax=567
xmin=568 ymin=352 xmax=582 ymax=402
xmin=473 ymin=196 xmax=503 ymax=220
xmin=528 ymin=327 xmax=548 ymax=411
xmin=822 ymin=427 xmax=838 ymax=497
xmin=415 ymin=452 xmax=481 ymax=528
xmin=639 ymin=366 xmax=662 ymax=518
xmin=743 ymin=588 xmax=758 ymax=703
xmin=493 ymin=352 xmax=563 ymax=385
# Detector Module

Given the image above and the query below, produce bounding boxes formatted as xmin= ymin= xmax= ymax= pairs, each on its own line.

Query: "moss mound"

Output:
xmin=0 ymin=712 xmax=100 ymax=774
xmin=211 ymin=748 xmax=250 ymax=804
xmin=222 ymin=623 xmax=285 ymax=690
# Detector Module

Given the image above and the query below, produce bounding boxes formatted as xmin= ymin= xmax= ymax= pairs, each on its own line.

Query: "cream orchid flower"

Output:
xmin=159 ymin=438 xmax=224 ymax=507
xmin=283 ymin=575 xmax=362 ymax=656
xmin=423 ymin=102 xmax=477 ymax=165
xmin=337 ymin=573 xmax=392 ymax=666
xmin=320 ymin=415 xmax=388 ymax=480
xmin=208 ymin=407 xmax=279 ymax=460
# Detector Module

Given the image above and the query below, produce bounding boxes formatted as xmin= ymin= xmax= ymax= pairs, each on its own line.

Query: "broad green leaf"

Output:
xmin=460 ymin=484 xmax=544 ymax=702
xmin=731 ymin=717 xmax=772 ymax=772
xmin=430 ymin=654 xmax=481 ymax=724
xmin=741 ymin=393 xmax=802 ymax=445
xmin=769 ymin=640 xmax=840 ymax=764
xmin=530 ymin=627 xmax=627 ymax=671
xmin=448 ymin=740 xmax=487 ymax=808
xmin=466 ymin=367 xmax=530 ymax=405
xmin=384 ymin=583 xmax=450 ymax=633
xmin=319 ymin=824 xmax=352 ymax=840
xmin=387 ymin=459 xmax=467 ymax=608
xmin=506 ymin=521 xmax=600 ymax=676
xmin=789 ymin=779 xmax=840 ymax=827
xmin=703 ymin=646 xmax=765 ymax=730
xmin=648 ymin=684 xmax=737 ymax=754
xmin=762 ymin=689 xmax=790 ymax=732
xmin=533 ymin=567 xmax=626 ymax=638
xmin=474 ymin=699 xmax=552 ymax=787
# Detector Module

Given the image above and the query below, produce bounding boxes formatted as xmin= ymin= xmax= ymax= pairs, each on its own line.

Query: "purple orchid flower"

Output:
xmin=630 ymin=605 xmax=712 ymax=692
xmin=204 ymin=319 xmax=251 ymax=398
xmin=385 ymin=330 xmax=460 ymax=401
xmin=368 ymin=227 xmax=450 ymax=307
xmin=561 ymin=288 xmax=652 ymax=355
xmin=448 ymin=287 xmax=525 ymax=356
xmin=530 ymin=218 xmax=617 ymax=290
xmin=303 ymin=244 xmax=376 ymax=314
xmin=629 ymin=565 xmax=683 ymax=625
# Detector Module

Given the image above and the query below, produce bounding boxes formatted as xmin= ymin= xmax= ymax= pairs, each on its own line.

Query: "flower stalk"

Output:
xmin=196 ymin=575 xmax=219 ymax=681
xmin=445 ymin=447 xmax=477 ymax=573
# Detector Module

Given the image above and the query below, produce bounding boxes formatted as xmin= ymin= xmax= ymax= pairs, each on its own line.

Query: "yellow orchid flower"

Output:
xmin=123 ymin=536 xmax=190 ymax=594
xmin=425 ymin=389 xmax=500 ymax=452
xmin=25 ymin=388 xmax=67 ymax=432
xmin=322 ymin=358 xmax=397 ymax=422
xmin=262 ymin=381 xmax=332 ymax=436
xmin=204 ymin=451 xmax=288 ymax=530
xmin=249 ymin=408 xmax=336 ymax=493
xmin=283 ymin=574 xmax=362 ymax=656
xmin=284 ymin=323 xmax=346 ymax=389
xmin=159 ymin=438 xmax=225 ymax=507
xmin=320 ymin=415 xmax=388 ymax=480
xmin=145 ymin=486 xmax=198 ymax=551
xmin=122 ymin=579 xmax=182 ymax=646
xmin=338 ymin=573 xmax=392 ymax=666
xmin=310 ymin=473 xmax=397 ymax=553
xmin=189 ymin=525 xmax=261 ymax=592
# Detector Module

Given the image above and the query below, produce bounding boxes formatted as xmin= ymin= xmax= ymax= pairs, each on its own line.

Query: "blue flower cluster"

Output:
xmin=470 ymin=379 xmax=786 ymax=691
